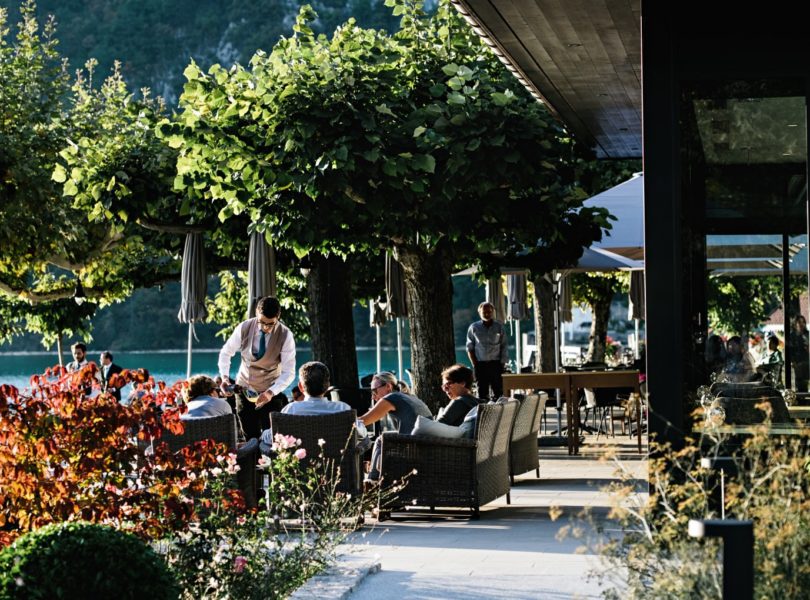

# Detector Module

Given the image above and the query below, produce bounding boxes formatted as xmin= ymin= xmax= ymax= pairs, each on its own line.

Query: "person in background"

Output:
xmin=723 ymin=336 xmax=756 ymax=382
xmin=183 ymin=375 xmax=233 ymax=419
xmin=67 ymin=342 xmax=88 ymax=373
xmin=705 ymin=334 xmax=726 ymax=376
xmin=98 ymin=351 xmax=123 ymax=401
xmin=760 ymin=334 xmax=784 ymax=366
xmin=437 ymin=364 xmax=480 ymax=426
xmin=466 ymin=301 xmax=508 ymax=400
xmin=361 ymin=371 xmax=432 ymax=481
xmin=788 ymin=315 xmax=809 ymax=392
xmin=757 ymin=334 xmax=784 ymax=384
xmin=218 ymin=296 xmax=296 ymax=440
xmin=259 ymin=362 xmax=368 ymax=455
xmin=291 ymin=385 xmax=304 ymax=402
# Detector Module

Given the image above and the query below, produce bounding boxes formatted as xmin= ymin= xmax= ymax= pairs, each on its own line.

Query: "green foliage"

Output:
xmin=707 ymin=275 xmax=802 ymax=336
xmin=0 ymin=522 xmax=180 ymax=600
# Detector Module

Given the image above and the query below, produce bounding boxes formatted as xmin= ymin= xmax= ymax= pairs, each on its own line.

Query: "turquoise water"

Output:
xmin=0 ymin=347 xmax=470 ymax=392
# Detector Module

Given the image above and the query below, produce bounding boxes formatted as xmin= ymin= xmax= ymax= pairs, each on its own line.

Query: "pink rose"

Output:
xmin=234 ymin=556 xmax=248 ymax=573
xmin=294 ymin=448 xmax=307 ymax=460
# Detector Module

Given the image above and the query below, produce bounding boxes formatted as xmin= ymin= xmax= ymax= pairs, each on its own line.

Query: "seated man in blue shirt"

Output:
xmin=259 ymin=361 xmax=369 ymax=454
xmin=183 ymin=374 xmax=233 ymax=419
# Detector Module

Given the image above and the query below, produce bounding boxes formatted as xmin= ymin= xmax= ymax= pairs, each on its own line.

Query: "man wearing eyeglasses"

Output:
xmin=218 ymin=296 xmax=296 ymax=439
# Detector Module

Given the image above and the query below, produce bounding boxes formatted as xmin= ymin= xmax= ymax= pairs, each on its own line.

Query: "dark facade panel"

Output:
xmin=454 ymin=0 xmax=641 ymax=158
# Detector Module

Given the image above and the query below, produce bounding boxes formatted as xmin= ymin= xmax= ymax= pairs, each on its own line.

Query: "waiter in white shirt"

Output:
xmin=218 ymin=296 xmax=296 ymax=439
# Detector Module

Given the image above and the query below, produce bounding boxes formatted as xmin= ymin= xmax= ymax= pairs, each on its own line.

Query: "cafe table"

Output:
xmin=503 ymin=370 xmax=643 ymax=455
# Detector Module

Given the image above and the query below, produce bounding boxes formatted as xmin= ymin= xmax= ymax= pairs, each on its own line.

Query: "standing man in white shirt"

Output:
xmin=218 ymin=296 xmax=296 ymax=439
xmin=466 ymin=301 xmax=509 ymax=400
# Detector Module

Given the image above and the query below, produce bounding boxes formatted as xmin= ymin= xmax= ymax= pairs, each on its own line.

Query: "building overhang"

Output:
xmin=451 ymin=0 xmax=642 ymax=159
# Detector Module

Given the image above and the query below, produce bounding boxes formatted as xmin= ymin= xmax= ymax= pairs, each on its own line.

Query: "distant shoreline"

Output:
xmin=0 ymin=346 xmax=428 ymax=356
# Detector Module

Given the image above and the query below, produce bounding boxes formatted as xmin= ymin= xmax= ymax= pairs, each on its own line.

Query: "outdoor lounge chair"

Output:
xmin=376 ymin=400 xmax=518 ymax=519
xmin=155 ymin=413 xmax=260 ymax=508
xmin=269 ymin=410 xmax=363 ymax=496
xmin=509 ymin=392 xmax=544 ymax=483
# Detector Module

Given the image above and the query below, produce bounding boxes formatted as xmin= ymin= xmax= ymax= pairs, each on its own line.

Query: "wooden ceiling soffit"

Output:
xmin=451 ymin=0 xmax=642 ymax=159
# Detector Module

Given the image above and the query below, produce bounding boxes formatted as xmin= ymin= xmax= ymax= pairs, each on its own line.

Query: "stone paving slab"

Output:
xmin=339 ymin=457 xmax=646 ymax=599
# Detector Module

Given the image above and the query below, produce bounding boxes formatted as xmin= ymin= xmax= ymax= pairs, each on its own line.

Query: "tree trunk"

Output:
xmin=586 ymin=299 xmax=612 ymax=363
xmin=532 ymin=275 xmax=556 ymax=373
xmin=395 ymin=241 xmax=456 ymax=414
xmin=306 ymin=254 xmax=359 ymax=389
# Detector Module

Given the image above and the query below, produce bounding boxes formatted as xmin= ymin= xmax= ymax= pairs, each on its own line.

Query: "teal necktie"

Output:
xmin=254 ymin=332 xmax=266 ymax=360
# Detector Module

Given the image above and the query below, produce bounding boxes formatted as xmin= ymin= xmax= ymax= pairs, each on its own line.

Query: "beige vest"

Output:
xmin=235 ymin=318 xmax=290 ymax=392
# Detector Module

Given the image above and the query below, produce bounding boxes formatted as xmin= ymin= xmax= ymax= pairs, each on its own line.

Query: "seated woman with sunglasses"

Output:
xmin=360 ymin=371 xmax=432 ymax=481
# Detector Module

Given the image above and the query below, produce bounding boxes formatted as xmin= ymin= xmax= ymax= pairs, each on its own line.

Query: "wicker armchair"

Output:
xmin=377 ymin=400 xmax=518 ymax=519
xmin=269 ymin=410 xmax=362 ymax=496
xmin=154 ymin=413 xmax=259 ymax=508
xmin=509 ymin=393 xmax=543 ymax=483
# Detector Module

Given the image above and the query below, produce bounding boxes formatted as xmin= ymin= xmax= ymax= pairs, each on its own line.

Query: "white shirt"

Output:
xmin=261 ymin=395 xmax=369 ymax=446
xmin=217 ymin=322 xmax=296 ymax=396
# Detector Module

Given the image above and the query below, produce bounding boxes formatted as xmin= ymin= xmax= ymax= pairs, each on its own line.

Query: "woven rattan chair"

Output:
xmin=509 ymin=393 xmax=542 ymax=484
xmin=377 ymin=400 xmax=518 ymax=519
xmin=153 ymin=413 xmax=259 ymax=508
xmin=269 ymin=410 xmax=362 ymax=496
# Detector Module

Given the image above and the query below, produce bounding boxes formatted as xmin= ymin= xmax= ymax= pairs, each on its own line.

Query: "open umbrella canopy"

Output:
xmin=247 ymin=231 xmax=277 ymax=318
xmin=583 ymin=172 xmax=644 ymax=261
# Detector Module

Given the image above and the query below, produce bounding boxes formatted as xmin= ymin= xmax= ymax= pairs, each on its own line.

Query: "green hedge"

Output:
xmin=0 ymin=522 xmax=179 ymax=600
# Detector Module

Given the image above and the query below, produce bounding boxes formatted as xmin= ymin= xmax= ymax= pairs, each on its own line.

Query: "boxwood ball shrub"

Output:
xmin=0 ymin=522 xmax=179 ymax=600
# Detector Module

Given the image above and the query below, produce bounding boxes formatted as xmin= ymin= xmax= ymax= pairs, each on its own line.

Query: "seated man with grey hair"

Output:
xmin=259 ymin=361 xmax=369 ymax=455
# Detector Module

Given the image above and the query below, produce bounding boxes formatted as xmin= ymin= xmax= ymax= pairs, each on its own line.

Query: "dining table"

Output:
xmin=502 ymin=370 xmax=643 ymax=455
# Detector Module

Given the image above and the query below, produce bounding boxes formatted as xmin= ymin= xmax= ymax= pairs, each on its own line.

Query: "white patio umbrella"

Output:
xmin=177 ymin=233 xmax=208 ymax=379
xmin=583 ymin=172 xmax=644 ymax=261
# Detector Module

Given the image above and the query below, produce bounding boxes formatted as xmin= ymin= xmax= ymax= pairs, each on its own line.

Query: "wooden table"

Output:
xmin=503 ymin=370 xmax=643 ymax=455
xmin=503 ymin=373 xmax=573 ymax=452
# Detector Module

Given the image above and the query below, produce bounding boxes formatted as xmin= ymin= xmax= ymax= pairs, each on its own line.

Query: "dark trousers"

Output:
xmin=228 ymin=392 xmax=287 ymax=441
xmin=475 ymin=361 xmax=504 ymax=401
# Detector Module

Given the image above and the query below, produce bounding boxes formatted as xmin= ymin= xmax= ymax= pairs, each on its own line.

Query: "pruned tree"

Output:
xmin=160 ymin=0 xmax=609 ymax=410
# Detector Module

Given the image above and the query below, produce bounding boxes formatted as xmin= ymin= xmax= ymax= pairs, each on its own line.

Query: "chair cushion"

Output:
xmin=459 ymin=405 xmax=479 ymax=439
xmin=411 ymin=415 xmax=465 ymax=439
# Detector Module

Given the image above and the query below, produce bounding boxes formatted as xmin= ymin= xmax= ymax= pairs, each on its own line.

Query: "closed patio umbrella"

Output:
xmin=385 ymin=252 xmax=408 ymax=380
xmin=629 ymin=269 xmax=646 ymax=358
xmin=247 ymin=231 xmax=277 ymax=318
xmin=178 ymin=232 xmax=208 ymax=379
xmin=486 ymin=275 xmax=507 ymax=323
xmin=507 ymin=272 xmax=529 ymax=370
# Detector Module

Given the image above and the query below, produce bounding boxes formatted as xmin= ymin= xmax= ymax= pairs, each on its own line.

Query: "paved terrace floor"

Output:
xmin=340 ymin=434 xmax=648 ymax=599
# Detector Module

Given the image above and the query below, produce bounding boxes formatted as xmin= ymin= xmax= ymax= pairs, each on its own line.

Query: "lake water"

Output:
xmin=0 ymin=347 xmax=470 ymax=393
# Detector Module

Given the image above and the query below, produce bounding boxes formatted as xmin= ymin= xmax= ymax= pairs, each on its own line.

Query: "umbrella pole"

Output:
xmin=396 ymin=317 xmax=404 ymax=381
xmin=634 ymin=319 xmax=641 ymax=359
xmin=376 ymin=325 xmax=382 ymax=373
xmin=554 ymin=278 xmax=563 ymax=433
xmin=515 ymin=320 xmax=522 ymax=372
xmin=186 ymin=323 xmax=193 ymax=380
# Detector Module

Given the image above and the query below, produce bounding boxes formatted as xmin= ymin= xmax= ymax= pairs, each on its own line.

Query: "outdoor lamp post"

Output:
xmin=687 ymin=519 xmax=754 ymax=600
